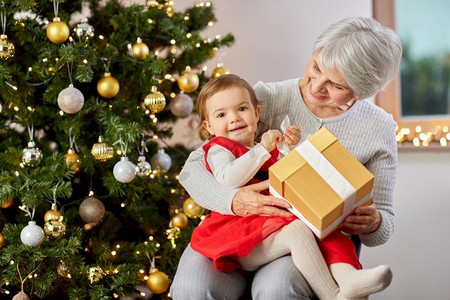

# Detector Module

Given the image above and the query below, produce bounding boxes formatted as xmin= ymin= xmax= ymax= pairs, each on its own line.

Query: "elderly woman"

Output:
xmin=171 ymin=16 xmax=402 ymax=300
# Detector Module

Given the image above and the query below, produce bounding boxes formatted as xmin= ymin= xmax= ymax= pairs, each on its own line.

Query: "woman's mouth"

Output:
xmin=310 ymin=85 xmax=327 ymax=100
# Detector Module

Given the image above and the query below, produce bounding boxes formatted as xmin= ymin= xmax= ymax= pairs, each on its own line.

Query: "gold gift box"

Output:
xmin=269 ymin=127 xmax=374 ymax=239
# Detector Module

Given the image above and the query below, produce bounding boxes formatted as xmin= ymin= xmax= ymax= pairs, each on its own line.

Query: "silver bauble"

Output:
xmin=20 ymin=221 xmax=45 ymax=247
xmin=79 ymin=197 xmax=105 ymax=224
xmin=57 ymin=84 xmax=85 ymax=114
xmin=150 ymin=149 xmax=172 ymax=171
xmin=136 ymin=155 xmax=152 ymax=177
xmin=170 ymin=92 xmax=194 ymax=117
xmin=74 ymin=18 xmax=94 ymax=39
xmin=22 ymin=141 xmax=43 ymax=167
xmin=113 ymin=157 xmax=136 ymax=183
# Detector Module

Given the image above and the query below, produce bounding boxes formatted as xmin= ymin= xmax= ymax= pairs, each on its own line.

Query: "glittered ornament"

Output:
xmin=171 ymin=212 xmax=188 ymax=229
xmin=44 ymin=218 xmax=66 ymax=239
xmin=12 ymin=292 xmax=30 ymax=300
xmin=0 ymin=34 xmax=15 ymax=59
xmin=0 ymin=232 xmax=4 ymax=248
xmin=20 ymin=221 xmax=45 ymax=247
xmin=146 ymin=269 xmax=170 ymax=294
xmin=97 ymin=72 xmax=120 ymax=98
xmin=113 ymin=157 xmax=136 ymax=183
xmin=74 ymin=18 xmax=94 ymax=39
xmin=44 ymin=204 xmax=61 ymax=222
xmin=57 ymin=261 xmax=70 ymax=277
xmin=64 ymin=148 xmax=81 ymax=173
xmin=22 ymin=141 xmax=43 ymax=167
xmin=132 ymin=37 xmax=150 ymax=60
xmin=177 ymin=69 xmax=199 ymax=93
xmin=199 ymin=127 xmax=211 ymax=140
xmin=88 ymin=266 xmax=104 ymax=284
xmin=58 ymin=84 xmax=85 ymax=114
xmin=46 ymin=17 xmax=70 ymax=44
xmin=1 ymin=197 xmax=13 ymax=209
xmin=170 ymin=92 xmax=194 ymax=117
xmin=150 ymin=149 xmax=172 ymax=171
xmin=144 ymin=86 xmax=166 ymax=113
xmin=91 ymin=136 xmax=114 ymax=161
xmin=136 ymin=155 xmax=152 ymax=177
xmin=183 ymin=197 xmax=205 ymax=219
xmin=212 ymin=65 xmax=230 ymax=78
xmin=79 ymin=197 xmax=105 ymax=224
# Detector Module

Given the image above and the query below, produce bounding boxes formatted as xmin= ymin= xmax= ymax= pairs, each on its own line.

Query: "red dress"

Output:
xmin=190 ymin=137 xmax=361 ymax=273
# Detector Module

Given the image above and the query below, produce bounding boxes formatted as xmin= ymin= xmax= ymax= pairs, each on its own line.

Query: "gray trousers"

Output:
xmin=170 ymin=245 xmax=315 ymax=300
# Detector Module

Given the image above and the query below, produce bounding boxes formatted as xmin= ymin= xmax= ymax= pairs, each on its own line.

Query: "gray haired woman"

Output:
xmin=171 ymin=16 xmax=402 ymax=300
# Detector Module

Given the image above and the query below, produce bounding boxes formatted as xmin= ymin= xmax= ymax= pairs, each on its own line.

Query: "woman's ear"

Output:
xmin=202 ymin=120 xmax=214 ymax=136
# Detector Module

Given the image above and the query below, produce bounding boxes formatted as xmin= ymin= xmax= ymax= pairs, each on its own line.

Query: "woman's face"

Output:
xmin=302 ymin=52 xmax=356 ymax=116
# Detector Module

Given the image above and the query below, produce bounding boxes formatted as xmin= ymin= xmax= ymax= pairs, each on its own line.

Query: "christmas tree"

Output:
xmin=0 ymin=0 xmax=233 ymax=298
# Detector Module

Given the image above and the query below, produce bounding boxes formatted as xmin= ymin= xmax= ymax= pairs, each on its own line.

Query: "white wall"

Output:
xmin=171 ymin=1 xmax=450 ymax=299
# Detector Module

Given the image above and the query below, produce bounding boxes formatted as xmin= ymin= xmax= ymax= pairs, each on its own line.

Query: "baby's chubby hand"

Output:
xmin=283 ymin=125 xmax=301 ymax=146
xmin=260 ymin=130 xmax=283 ymax=152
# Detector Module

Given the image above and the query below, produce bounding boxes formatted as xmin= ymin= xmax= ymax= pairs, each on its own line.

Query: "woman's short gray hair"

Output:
xmin=313 ymin=16 xmax=402 ymax=100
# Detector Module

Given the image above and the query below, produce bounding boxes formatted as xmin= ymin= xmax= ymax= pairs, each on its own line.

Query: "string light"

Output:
xmin=396 ymin=125 xmax=450 ymax=147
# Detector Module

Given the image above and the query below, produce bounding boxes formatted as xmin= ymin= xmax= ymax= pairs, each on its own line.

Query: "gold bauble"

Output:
xmin=177 ymin=70 xmax=199 ymax=93
xmin=183 ymin=197 xmax=205 ymax=219
xmin=57 ymin=261 xmax=69 ymax=277
xmin=0 ymin=34 xmax=15 ymax=59
xmin=64 ymin=148 xmax=81 ymax=173
xmin=46 ymin=18 xmax=70 ymax=44
xmin=0 ymin=232 xmax=4 ymax=248
xmin=209 ymin=47 xmax=219 ymax=59
xmin=44 ymin=218 xmax=66 ymax=239
xmin=1 ymin=197 xmax=13 ymax=209
xmin=171 ymin=212 xmax=188 ymax=229
xmin=88 ymin=266 xmax=104 ymax=284
xmin=12 ymin=292 xmax=30 ymax=300
xmin=146 ymin=269 xmax=170 ymax=294
xmin=199 ymin=127 xmax=211 ymax=140
xmin=144 ymin=86 xmax=166 ymax=113
xmin=91 ymin=136 xmax=114 ymax=161
xmin=132 ymin=37 xmax=150 ymax=60
xmin=212 ymin=66 xmax=230 ymax=78
xmin=97 ymin=72 xmax=120 ymax=98
xmin=44 ymin=204 xmax=61 ymax=222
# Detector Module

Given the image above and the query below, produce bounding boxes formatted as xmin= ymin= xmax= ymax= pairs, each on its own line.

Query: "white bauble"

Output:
xmin=20 ymin=221 xmax=45 ymax=247
xmin=57 ymin=84 xmax=85 ymax=114
xmin=113 ymin=157 xmax=136 ymax=183
xmin=150 ymin=149 xmax=172 ymax=171
xmin=170 ymin=93 xmax=194 ymax=118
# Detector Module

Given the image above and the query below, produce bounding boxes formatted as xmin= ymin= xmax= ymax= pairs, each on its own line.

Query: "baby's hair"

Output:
xmin=197 ymin=74 xmax=258 ymax=123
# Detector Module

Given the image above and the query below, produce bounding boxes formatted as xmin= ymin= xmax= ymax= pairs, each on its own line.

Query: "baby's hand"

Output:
xmin=261 ymin=130 xmax=283 ymax=152
xmin=284 ymin=125 xmax=301 ymax=146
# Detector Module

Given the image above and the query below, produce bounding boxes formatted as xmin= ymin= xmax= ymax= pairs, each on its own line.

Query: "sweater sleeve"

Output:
xmin=178 ymin=142 xmax=236 ymax=215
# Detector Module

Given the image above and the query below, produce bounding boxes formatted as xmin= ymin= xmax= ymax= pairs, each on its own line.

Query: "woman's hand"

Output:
xmin=284 ymin=125 xmax=302 ymax=146
xmin=341 ymin=205 xmax=381 ymax=235
xmin=231 ymin=180 xmax=293 ymax=218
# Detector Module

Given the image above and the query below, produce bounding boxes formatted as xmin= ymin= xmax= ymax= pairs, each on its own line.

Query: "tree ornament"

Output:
xmin=0 ymin=232 xmax=4 ymax=248
xmin=91 ymin=135 xmax=114 ymax=161
xmin=113 ymin=157 xmax=136 ymax=183
xmin=212 ymin=64 xmax=230 ymax=78
xmin=57 ymin=261 xmax=69 ymax=277
xmin=79 ymin=197 xmax=105 ymax=224
xmin=1 ymin=197 xmax=14 ymax=209
xmin=170 ymin=92 xmax=194 ymax=117
xmin=150 ymin=149 xmax=172 ymax=171
xmin=12 ymin=292 xmax=30 ymax=300
xmin=136 ymin=155 xmax=152 ymax=177
xmin=22 ymin=141 xmax=43 ymax=167
xmin=209 ymin=46 xmax=219 ymax=59
xmin=144 ymin=86 xmax=166 ymax=113
xmin=97 ymin=72 xmax=120 ymax=98
xmin=146 ymin=0 xmax=159 ymax=8
xmin=88 ymin=266 xmax=104 ymax=284
xmin=64 ymin=148 xmax=81 ymax=173
xmin=183 ymin=197 xmax=205 ymax=219
xmin=20 ymin=221 xmax=45 ymax=247
xmin=0 ymin=34 xmax=15 ymax=59
xmin=74 ymin=17 xmax=94 ymax=39
xmin=44 ymin=203 xmax=60 ymax=222
xmin=171 ymin=212 xmax=188 ymax=229
xmin=199 ymin=126 xmax=211 ymax=140
xmin=146 ymin=269 xmax=170 ymax=294
xmin=44 ymin=218 xmax=66 ymax=239
xmin=177 ymin=67 xmax=199 ymax=93
xmin=58 ymin=84 xmax=85 ymax=114
xmin=132 ymin=37 xmax=149 ymax=60
xmin=46 ymin=17 xmax=70 ymax=44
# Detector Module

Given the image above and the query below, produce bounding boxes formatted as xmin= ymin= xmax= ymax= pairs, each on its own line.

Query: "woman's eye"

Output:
xmin=314 ymin=63 xmax=321 ymax=72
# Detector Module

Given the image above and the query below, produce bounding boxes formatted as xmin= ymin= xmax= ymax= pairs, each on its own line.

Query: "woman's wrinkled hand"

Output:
xmin=231 ymin=180 xmax=293 ymax=218
xmin=341 ymin=205 xmax=381 ymax=235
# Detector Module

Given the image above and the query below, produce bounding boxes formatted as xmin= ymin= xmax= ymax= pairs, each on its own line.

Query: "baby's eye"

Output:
xmin=238 ymin=106 xmax=247 ymax=111
xmin=217 ymin=112 xmax=225 ymax=118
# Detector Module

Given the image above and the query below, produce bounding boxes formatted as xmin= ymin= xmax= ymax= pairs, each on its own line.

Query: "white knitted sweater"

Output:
xmin=179 ymin=78 xmax=397 ymax=247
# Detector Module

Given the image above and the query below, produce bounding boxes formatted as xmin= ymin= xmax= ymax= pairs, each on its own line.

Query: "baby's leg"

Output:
xmin=238 ymin=220 xmax=343 ymax=300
